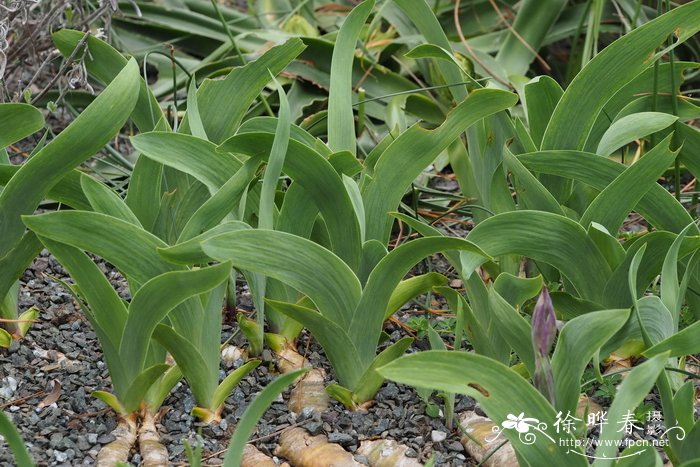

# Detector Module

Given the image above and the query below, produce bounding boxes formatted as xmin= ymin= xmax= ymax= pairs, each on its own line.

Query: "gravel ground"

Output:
xmin=0 ymin=252 xmax=477 ymax=466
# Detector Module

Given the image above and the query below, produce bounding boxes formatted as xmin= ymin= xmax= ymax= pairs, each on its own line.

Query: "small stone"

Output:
xmin=328 ymin=432 xmax=354 ymax=446
xmin=304 ymin=421 xmax=324 ymax=436
xmin=354 ymin=454 xmax=370 ymax=465
xmin=54 ymin=451 xmax=68 ymax=462
xmin=447 ymin=440 xmax=464 ymax=452
xmin=431 ymin=430 xmax=447 ymax=443
xmin=405 ymin=448 xmax=418 ymax=458
xmin=87 ymin=433 xmax=98 ymax=444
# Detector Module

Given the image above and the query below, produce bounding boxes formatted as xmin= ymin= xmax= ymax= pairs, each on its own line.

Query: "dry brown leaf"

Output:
xmin=37 ymin=379 xmax=61 ymax=409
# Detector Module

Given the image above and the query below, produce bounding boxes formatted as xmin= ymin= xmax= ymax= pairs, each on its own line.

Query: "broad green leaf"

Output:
xmin=119 ymin=263 xmax=231 ymax=380
xmin=504 ymin=150 xmax=563 ymax=215
xmin=327 ymin=0 xmax=374 ymax=155
xmin=186 ymin=78 xmax=208 ymax=140
xmin=0 ymin=59 xmax=139 ymax=258
xmin=391 ymin=0 xmax=467 ymax=102
xmin=223 ymin=369 xmax=308 ymax=467
xmin=596 ymin=112 xmax=678 ymax=157
xmin=266 ymin=299 xmax=362 ymax=388
xmin=218 ymin=133 xmax=362 ymax=270
xmin=186 ymin=38 xmax=305 ymax=143
xmin=80 ymin=176 xmax=141 ymax=226
xmin=0 ymin=329 xmax=12 ymax=348
xmin=121 ymin=364 xmax=170 ymax=413
xmin=643 ymin=320 xmax=700 ymax=358
xmin=202 ymin=229 xmax=362 ymax=328
xmin=494 ymin=0 xmax=567 ymax=79
xmin=588 ymin=223 xmax=625 ymax=271
xmin=517 ymin=151 xmax=695 ymax=234
xmin=493 ymin=273 xmax=543 ymax=308
xmin=379 ymin=351 xmax=586 ymax=465
xmin=466 ymin=211 xmax=611 ymax=302
xmin=38 ymin=238 xmax=129 ymax=393
xmin=153 ymin=325 xmax=213 ymax=405
xmin=0 ymin=104 xmax=44 ymax=148
xmin=593 ymin=354 xmax=668 ymax=466
xmin=23 ymin=211 xmax=177 ymax=286
xmin=551 ymin=308 xmax=630 ymax=414
xmin=351 ymin=337 xmax=412 ymax=403
xmin=605 ymin=233 xmax=700 ymax=308
xmin=0 ymin=411 xmax=33 ymax=467
xmin=542 ymin=1 xmax=700 ymax=150
xmin=579 ymin=135 xmax=677 ymax=233
xmin=351 ymin=237 xmax=490 ymax=367
xmin=524 ymin=75 xmax=563 ymax=148
xmin=131 ymin=133 xmax=240 ymax=192
xmin=0 ymin=165 xmax=91 ymax=210
xmin=53 ymin=30 xmax=162 ymax=131
xmin=385 ymin=273 xmax=448 ymax=319
xmin=0 ymin=232 xmax=42 ymax=318
xmin=363 ymin=89 xmax=518 ymax=243
xmin=178 ymin=158 xmax=260 ymax=242
xmin=160 ymin=222 xmax=251 ymax=265
xmin=211 ymin=360 xmax=260 ymax=411
xmin=488 ymin=287 xmax=536 ymax=375
xmin=661 ymin=223 xmax=696 ymax=327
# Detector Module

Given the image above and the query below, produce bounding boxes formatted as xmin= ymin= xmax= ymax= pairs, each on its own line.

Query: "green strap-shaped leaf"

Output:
xmin=467 ymin=211 xmax=611 ymax=302
xmin=119 ymin=263 xmax=230 ymax=382
xmin=552 ymin=308 xmax=630 ymax=415
xmin=327 ymin=0 xmax=374 ymax=155
xmin=219 ymin=133 xmax=362 ymax=270
xmin=223 ymin=369 xmax=309 ymax=467
xmin=379 ymin=351 xmax=587 ymax=465
xmin=178 ymin=158 xmax=260 ymax=242
xmin=595 ymin=112 xmax=678 ymax=157
xmin=38 ymin=237 xmax=128 ymax=383
xmin=210 ymin=361 xmax=260 ymax=411
xmin=0 ymin=59 xmax=140 ymax=257
xmin=517 ymin=151 xmax=695 ymax=234
xmin=643 ymin=320 xmax=700 ymax=358
xmin=160 ymin=222 xmax=251 ymax=265
xmin=23 ymin=211 xmax=176 ymax=285
xmin=352 ymin=337 xmax=413 ymax=403
xmin=363 ymin=88 xmax=518 ymax=244
xmin=580 ymin=135 xmax=677 ymax=233
xmin=542 ymin=1 xmax=700 ymax=150
xmin=186 ymin=38 xmax=306 ymax=143
xmin=152 ymin=325 xmax=216 ymax=407
xmin=131 ymin=133 xmax=240 ymax=192
xmin=524 ymin=75 xmax=563 ymax=148
xmin=53 ymin=30 xmax=162 ymax=132
xmin=0 ymin=232 xmax=42 ymax=317
xmin=504 ymin=150 xmax=564 ymax=215
xmin=593 ymin=354 xmax=668 ymax=466
xmin=385 ymin=273 xmax=448 ymax=320
xmin=487 ymin=287 xmax=536 ymax=375
xmin=121 ymin=364 xmax=171 ymax=413
xmin=493 ymin=273 xmax=543 ymax=309
xmin=605 ymin=232 xmax=700 ymax=308
xmin=0 ymin=103 xmax=44 ymax=148
xmin=0 ymin=165 xmax=91 ymax=210
xmin=661 ymin=223 xmax=696 ymax=327
xmin=351 ymin=237 xmax=490 ymax=367
xmin=203 ymin=229 xmax=362 ymax=328
xmin=80 ymin=176 xmax=142 ymax=227
xmin=0 ymin=411 xmax=33 ymax=467
xmin=266 ymin=299 xmax=362 ymax=388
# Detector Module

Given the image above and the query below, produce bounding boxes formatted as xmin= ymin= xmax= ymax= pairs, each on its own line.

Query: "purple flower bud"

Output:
xmin=531 ymin=287 xmax=556 ymax=357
